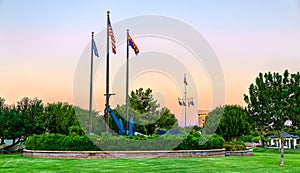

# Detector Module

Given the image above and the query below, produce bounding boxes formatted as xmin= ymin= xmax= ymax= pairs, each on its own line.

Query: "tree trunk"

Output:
xmin=261 ymin=136 xmax=265 ymax=148
xmin=280 ymin=136 xmax=284 ymax=166
xmin=3 ymin=138 xmax=22 ymax=152
xmin=260 ymin=130 xmax=265 ymax=148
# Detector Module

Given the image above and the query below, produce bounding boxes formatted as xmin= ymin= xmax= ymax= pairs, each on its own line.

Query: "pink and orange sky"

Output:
xmin=1 ymin=0 xmax=300 ymax=126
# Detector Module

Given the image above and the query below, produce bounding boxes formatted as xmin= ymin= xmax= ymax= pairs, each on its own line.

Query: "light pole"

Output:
xmin=178 ymin=73 xmax=194 ymax=127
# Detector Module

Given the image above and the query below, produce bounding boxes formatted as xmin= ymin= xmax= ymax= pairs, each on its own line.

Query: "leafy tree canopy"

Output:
xmin=109 ymin=88 xmax=178 ymax=135
xmin=208 ymin=105 xmax=250 ymax=141
xmin=244 ymin=70 xmax=300 ymax=166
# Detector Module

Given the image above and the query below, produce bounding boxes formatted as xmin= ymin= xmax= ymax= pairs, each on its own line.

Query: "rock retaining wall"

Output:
xmin=225 ymin=150 xmax=253 ymax=156
xmin=23 ymin=149 xmax=226 ymax=159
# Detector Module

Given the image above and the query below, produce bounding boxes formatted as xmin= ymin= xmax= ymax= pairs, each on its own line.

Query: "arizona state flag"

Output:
xmin=128 ymin=34 xmax=139 ymax=55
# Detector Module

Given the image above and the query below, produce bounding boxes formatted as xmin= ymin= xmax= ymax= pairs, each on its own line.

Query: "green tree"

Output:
xmin=16 ymin=97 xmax=45 ymax=137
xmin=156 ymin=107 xmax=178 ymax=130
xmin=208 ymin=105 xmax=250 ymax=141
xmin=129 ymin=88 xmax=159 ymax=114
xmin=75 ymin=106 xmax=105 ymax=135
xmin=0 ymin=97 xmax=8 ymax=145
xmin=44 ymin=102 xmax=80 ymax=135
xmin=244 ymin=70 xmax=300 ymax=166
xmin=129 ymin=88 xmax=160 ymax=135
xmin=0 ymin=97 xmax=44 ymax=151
xmin=2 ymin=105 xmax=25 ymax=150
xmin=128 ymin=88 xmax=178 ymax=135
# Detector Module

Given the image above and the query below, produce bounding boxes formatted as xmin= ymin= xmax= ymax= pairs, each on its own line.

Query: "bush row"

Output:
xmin=25 ymin=133 xmax=225 ymax=151
xmin=224 ymin=142 xmax=246 ymax=151
xmin=89 ymin=133 xmax=225 ymax=151
xmin=175 ymin=133 xmax=225 ymax=150
xmin=24 ymin=134 xmax=99 ymax=151
xmin=240 ymin=135 xmax=262 ymax=143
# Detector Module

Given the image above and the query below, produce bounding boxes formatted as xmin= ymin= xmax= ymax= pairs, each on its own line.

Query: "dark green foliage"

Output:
xmin=202 ymin=106 xmax=224 ymax=135
xmin=224 ymin=142 xmax=246 ymax=151
xmin=25 ymin=134 xmax=98 ymax=151
xmin=44 ymin=102 xmax=79 ymax=135
xmin=68 ymin=125 xmax=85 ymax=136
xmin=0 ymin=97 xmax=46 ymax=151
xmin=292 ymin=129 xmax=300 ymax=138
xmin=74 ymin=106 xmax=104 ymax=135
xmin=157 ymin=108 xmax=178 ymax=130
xmin=25 ymin=133 xmax=225 ymax=151
xmin=113 ymin=88 xmax=178 ymax=135
xmin=175 ymin=134 xmax=225 ymax=150
xmin=16 ymin=97 xmax=45 ymax=137
xmin=244 ymin=70 xmax=300 ymax=133
xmin=94 ymin=133 xmax=183 ymax=151
xmin=251 ymin=136 xmax=261 ymax=143
xmin=0 ymin=97 xmax=85 ymax=151
xmin=241 ymin=135 xmax=253 ymax=142
xmin=244 ymin=70 xmax=300 ymax=165
xmin=208 ymin=105 xmax=250 ymax=141
xmin=129 ymin=88 xmax=159 ymax=114
xmin=175 ymin=133 xmax=202 ymax=150
xmin=129 ymin=88 xmax=159 ymax=135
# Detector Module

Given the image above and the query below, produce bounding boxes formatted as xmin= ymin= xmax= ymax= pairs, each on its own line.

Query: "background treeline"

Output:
xmin=0 ymin=97 xmax=103 ymax=151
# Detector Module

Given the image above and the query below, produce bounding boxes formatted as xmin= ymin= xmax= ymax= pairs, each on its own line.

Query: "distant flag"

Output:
xmin=184 ymin=75 xmax=188 ymax=85
xmin=188 ymin=100 xmax=190 ymax=107
xmin=92 ymin=38 xmax=99 ymax=57
xmin=178 ymin=100 xmax=182 ymax=106
xmin=182 ymin=101 xmax=186 ymax=106
xmin=108 ymin=16 xmax=116 ymax=54
xmin=190 ymin=100 xmax=194 ymax=106
xmin=128 ymin=34 xmax=139 ymax=55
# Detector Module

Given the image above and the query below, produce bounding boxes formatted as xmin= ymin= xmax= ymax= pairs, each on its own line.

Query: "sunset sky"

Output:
xmin=1 ymin=0 xmax=300 ymax=126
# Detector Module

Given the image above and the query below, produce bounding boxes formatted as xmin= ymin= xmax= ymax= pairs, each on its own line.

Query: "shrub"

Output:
xmin=25 ymin=133 xmax=225 ymax=151
xmin=92 ymin=133 xmax=184 ymax=151
xmin=241 ymin=135 xmax=253 ymax=142
xmin=224 ymin=141 xmax=246 ymax=151
xmin=175 ymin=133 xmax=225 ymax=150
xmin=25 ymin=134 xmax=98 ymax=151
xmin=68 ymin=125 xmax=84 ymax=136
xmin=251 ymin=136 xmax=261 ymax=143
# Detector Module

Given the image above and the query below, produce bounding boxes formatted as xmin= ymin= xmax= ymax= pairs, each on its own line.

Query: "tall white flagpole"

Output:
xmin=88 ymin=32 xmax=94 ymax=134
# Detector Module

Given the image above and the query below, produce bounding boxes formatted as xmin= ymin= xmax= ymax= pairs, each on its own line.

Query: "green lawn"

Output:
xmin=0 ymin=149 xmax=300 ymax=173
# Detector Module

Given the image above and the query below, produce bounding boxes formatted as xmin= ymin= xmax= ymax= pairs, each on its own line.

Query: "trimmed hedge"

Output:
xmin=224 ymin=142 xmax=246 ymax=151
xmin=25 ymin=133 xmax=225 ymax=151
xmin=241 ymin=135 xmax=253 ymax=142
xmin=25 ymin=134 xmax=99 ymax=151
xmin=175 ymin=133 xmax=225 ymax=150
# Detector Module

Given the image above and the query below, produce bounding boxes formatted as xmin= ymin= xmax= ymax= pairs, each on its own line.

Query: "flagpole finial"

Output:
xmin=107 ymin=10 xmax=110 ymax=15
xmin=92 ymin=32 xmax=94 ymax=36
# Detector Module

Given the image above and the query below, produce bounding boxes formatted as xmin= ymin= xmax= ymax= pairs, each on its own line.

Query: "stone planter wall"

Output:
xmin=225 ymin=149 xmax=253 ymax=156
xmin=23 ymin=149 xmax=226 ymax=159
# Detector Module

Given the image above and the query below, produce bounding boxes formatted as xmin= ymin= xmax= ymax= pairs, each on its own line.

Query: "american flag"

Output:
xmin=108 ymin=17 xmax=116 ymax=54
xmin=184 ymin=75 xmax=188 ymax=85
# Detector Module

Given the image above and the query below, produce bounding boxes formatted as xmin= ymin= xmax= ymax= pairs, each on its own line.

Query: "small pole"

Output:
xmin=125 ymin=29 xmax=129 ymax=133
xmin=88 ymin=32 xmax=94 ymax=134
xmin=184 ymin=73 xmax=187 ymax=127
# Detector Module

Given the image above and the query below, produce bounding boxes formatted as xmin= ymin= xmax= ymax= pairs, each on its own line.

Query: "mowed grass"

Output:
xmin=0 ymin=149 xmax=300 ymax=173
